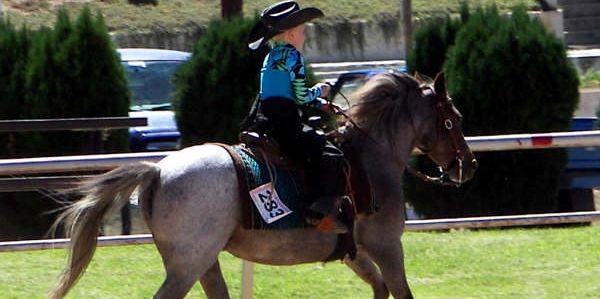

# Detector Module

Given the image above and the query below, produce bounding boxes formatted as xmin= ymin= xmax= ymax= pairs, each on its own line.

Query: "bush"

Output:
xmin=128 ymin=0 xmax=158 ymax=5
xmin=24 ymin=7 xmax=129 ymax=156
xmin=407 ymin=2 xmax=468 ymax=77
xmin=0 ymin=21 xmax=31 ymax=157
xmin=405 ymin=5 xmax=579 ymax=218
xmin=0 ymin=7 xmax=130 ymax=241
xmin=173 ymin=16 xmax=269 ymax=146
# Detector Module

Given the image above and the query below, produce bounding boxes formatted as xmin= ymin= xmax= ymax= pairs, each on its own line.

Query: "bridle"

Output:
xmin=406 ymin=79 xmax=471 ymax=187
xmin=333 ymin=72 xmax=471 ymax=187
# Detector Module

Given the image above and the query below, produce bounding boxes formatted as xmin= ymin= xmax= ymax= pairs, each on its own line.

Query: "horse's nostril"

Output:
xmin=471 ymin=159 xmax=478 ymax=169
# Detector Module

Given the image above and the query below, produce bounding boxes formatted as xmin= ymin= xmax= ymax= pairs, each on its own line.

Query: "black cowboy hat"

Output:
xmin=248 ymin=1 xmax=324 ymax=50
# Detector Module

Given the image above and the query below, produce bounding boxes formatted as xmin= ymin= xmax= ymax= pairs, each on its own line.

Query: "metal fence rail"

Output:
xmin=0 ymin=151 xmax=169 ymax=176
xmin=0 ymin=176 xmax=94 ymax=192
xmin=2 ymin=211 xmax=599 ymax=252
xmin=0 ymin=117 xmax=147 ymax=132
xmin=3 ymin=130 xmax=600 ymax=177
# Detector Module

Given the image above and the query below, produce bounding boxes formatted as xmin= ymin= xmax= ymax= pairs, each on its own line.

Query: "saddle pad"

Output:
xmin=232 ymin=145 xmax=309 ymax=230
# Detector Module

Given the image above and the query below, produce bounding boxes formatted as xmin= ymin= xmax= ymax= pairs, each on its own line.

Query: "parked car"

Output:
xmin=559 ymin=117 xmax=600 ymax=212
xmin=118 ymin=48 xmax=191 ymax=151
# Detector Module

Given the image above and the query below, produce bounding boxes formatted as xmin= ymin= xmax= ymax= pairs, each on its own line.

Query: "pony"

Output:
xmin=49 ymin=72 xmax=477 ymax=299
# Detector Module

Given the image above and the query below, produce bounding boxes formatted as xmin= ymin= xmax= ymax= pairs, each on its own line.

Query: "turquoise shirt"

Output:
xmin=259 ymin=42 xmax=322 ymax=107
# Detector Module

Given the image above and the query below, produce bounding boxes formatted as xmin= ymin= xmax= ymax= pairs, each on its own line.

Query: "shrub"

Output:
xmin=405 ymin=5 xmax=579 ymax=218
xmin=407 ymin=2 xmax=469 ymax=77
xmin=128 ymin=0 xmax=158 ymax=5
xmin=0 ymin=21 xmax=31 ymax=156
xmin=0 ymin=7 xmax=131 ymax=241
xmin=24 ymin=7 xmax=129 ymax=156
xmin=173 ymin=16 xmax=269 ymax=146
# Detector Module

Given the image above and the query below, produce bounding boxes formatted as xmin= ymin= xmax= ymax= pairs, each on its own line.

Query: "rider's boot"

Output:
xmin=307 ymin=196 xmax=349 ymax=234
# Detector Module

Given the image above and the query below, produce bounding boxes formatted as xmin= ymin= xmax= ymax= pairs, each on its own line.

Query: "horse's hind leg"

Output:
xmin=199 ymin=261 xmax=231 ymax=299
xmin=153 ymin=269 xmax=198 ymax=299
xmin=153 ymin=244 xmax=228 ymax=299
xmin=345 ymin=251 xmax=389 ymax=299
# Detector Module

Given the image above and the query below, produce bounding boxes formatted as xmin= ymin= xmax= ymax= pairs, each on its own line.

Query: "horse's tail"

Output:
xmin=49 ymin=162 xmax=161 ymax=299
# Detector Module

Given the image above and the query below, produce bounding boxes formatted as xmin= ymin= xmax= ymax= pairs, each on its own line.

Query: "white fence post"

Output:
xmin=241 ymin=261 xmax=254 ymax=299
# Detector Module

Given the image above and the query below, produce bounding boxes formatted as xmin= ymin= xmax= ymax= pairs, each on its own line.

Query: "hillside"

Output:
xmin=2 ymin=0 xmax=530 ymax=34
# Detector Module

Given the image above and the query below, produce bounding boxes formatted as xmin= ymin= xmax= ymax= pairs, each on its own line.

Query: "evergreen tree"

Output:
xmin=24 ymin=7 xmax=129 ymax=156
xmin=405 ymin=5 xmax=579 ymax=217
xmin=1 ymin=7 xmax=131 ymax=241
xmin=68 ymin=8 xmax=130 ymax=153
xmin=173 ymin=16 xmax=268 ymax=146
xmin=407 ymin=2 xmax=468 ymax=78
xmin=0 ymin=21 xmax=31 ymax=157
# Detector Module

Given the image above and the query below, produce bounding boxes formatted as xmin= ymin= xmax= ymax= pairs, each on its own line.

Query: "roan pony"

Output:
xmin=49 ymin=72 xmax=477 ymax=299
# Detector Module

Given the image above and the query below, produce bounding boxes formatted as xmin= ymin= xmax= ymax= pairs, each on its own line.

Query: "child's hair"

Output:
xmin=267 ymin=30 xmax=289 ymax=46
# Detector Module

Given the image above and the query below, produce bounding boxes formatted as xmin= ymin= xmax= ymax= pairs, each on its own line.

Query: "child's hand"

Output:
xmin=315 ymin=83 xmax=330 ymax=98
xmin=321 ymin=102 xmax=343 ymax=114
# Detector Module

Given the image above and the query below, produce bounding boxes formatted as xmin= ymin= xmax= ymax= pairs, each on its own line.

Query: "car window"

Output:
xmin=124 ymin=61 xmax=183 ymax=110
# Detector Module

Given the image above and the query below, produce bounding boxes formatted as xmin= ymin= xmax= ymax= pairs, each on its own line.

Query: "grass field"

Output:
xmin=581 ymin=70 xmax=600 ymax=90
xmin=1 ymin=225 xmax=599 ymax=298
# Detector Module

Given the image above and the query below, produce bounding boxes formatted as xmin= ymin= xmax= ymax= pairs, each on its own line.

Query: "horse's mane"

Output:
xmin=348 ymin=72 xmax=431 ymax=142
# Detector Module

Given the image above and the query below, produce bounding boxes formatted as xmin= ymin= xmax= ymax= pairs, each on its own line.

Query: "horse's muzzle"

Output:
xmin=447 ymin=157 xmax=478 ymax=184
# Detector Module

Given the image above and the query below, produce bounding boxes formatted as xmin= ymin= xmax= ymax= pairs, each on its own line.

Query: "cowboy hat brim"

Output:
xmin=248 ymin=7 xmax=324 ymax=50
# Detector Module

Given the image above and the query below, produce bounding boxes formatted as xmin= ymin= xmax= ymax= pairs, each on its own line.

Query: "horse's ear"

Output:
xmin=434 ymin=72 xmax=447 ymax=96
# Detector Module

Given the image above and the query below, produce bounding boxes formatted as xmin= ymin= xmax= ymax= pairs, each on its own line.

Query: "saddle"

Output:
xmin=216 ymin=131 xmax=373 ymax=261
xmin=238 ymin=131 xmax=295 ymax=168
xmin=235 ymin=130 xmax=375 ymax=218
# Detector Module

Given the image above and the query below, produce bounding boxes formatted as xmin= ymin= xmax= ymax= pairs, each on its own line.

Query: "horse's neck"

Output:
xmin=342 ymin=126 xmax=412 ymax=173
xmin=343 ymin=129 xmax=412 ymax=210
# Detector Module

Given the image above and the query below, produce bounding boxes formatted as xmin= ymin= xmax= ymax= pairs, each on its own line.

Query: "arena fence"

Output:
xmin=2 ymin=130 xmax=600 ymax=298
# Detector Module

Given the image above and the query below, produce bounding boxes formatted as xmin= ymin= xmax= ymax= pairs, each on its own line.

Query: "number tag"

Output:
xmin=249 ymin=183 xmax=293 ymax=224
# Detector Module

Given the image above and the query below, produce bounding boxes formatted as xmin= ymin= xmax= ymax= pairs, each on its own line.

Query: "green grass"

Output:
xmin=2 ymin=0 xmax=531 ymax=34
xmin=581 ymin=71 xmax=600 ymax=90
xmin=1 ymin=225 xmax=599 ymax=298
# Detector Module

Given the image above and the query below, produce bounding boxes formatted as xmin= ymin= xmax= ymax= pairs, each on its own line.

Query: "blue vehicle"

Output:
xmin=559 ymin=117 xmax=600 ymax=211
xmin=118 ymin=48 xmax=191 ymax=151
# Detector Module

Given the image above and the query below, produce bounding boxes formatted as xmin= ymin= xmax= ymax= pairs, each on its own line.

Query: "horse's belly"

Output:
xmin=225 ymin=228 xmax=338 ymax=265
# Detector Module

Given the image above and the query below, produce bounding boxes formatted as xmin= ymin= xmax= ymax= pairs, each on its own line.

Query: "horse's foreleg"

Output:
xmin=199 ymin=261 xmax=231 ymax=299
xmin=344 ymin=251 xmax=389 ymax=299
xmin=364 ymin=240 xmax=413 ymax=299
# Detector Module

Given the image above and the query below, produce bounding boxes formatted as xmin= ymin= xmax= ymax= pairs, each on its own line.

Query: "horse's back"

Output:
xmin=149 ymin=144 xmax=339 ymax=266
xmin=150 ymin=144 xmax=241 ymax=248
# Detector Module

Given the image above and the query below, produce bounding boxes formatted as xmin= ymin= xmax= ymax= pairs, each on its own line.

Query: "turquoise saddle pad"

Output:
xmin=233 ymin=145 xmax=309 ymax=230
